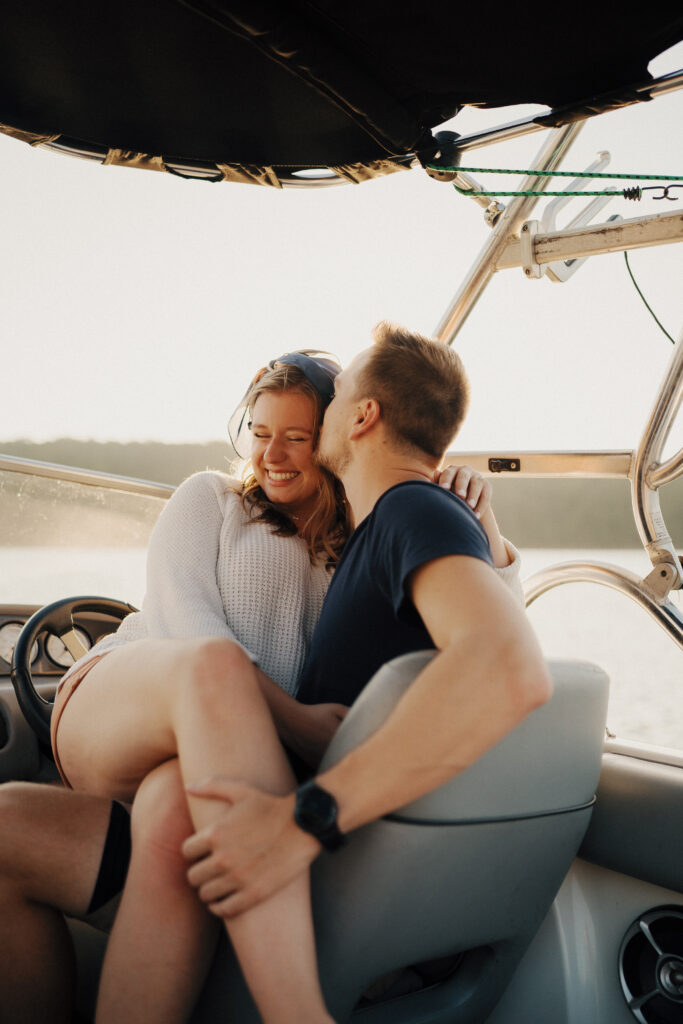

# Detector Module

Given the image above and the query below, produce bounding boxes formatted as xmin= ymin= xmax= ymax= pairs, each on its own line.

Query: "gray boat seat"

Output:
xmin=193 ymin=654 xmax=609 ymax=1024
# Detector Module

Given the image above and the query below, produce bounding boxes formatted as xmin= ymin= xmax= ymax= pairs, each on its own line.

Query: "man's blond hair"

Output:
xmin=354 ymin=321 xmax=470 ymax=459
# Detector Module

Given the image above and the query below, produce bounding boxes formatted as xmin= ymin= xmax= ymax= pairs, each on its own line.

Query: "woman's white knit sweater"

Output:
xmin=63 ymin=471 xmax=523 ymax=696
xmin=65 ymin=472 xmax=330 ymax=695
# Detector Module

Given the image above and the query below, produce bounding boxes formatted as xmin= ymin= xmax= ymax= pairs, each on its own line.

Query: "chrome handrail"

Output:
xmin=0 ymin=454 xmax=173 ymax=499
xmin=524 ymin=560 xmax=683 ymax=650
xmin=649 ymin=447 xmax=683 ymax=489
xmin=442 ymin=450 xmax=634 ymax=477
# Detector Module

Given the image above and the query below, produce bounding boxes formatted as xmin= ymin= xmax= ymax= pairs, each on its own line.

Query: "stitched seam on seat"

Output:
xmin=385 ymin=796 xmax=596 ymax=827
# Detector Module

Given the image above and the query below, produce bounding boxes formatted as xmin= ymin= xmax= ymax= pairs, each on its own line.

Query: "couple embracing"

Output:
xmin=2 ymin=321 xmax=549 ymax=1023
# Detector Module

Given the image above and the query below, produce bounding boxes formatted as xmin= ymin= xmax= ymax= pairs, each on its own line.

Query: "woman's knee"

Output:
xmin=183 ymin=638 xmax=257 ymax=709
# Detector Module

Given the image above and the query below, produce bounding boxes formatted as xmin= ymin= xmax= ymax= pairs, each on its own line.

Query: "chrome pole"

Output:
xmin=649 ymin=447 xmax=683 ymax=489
xmin=434 ymin=122 xmax=583 ymax=344
xmin=631 ymin=328 xmax=683 ymax=593
xmin=450 ymin=70 xmax=683 ymax=153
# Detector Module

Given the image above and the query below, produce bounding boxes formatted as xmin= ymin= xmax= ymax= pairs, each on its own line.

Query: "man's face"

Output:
xmin=317 ymin=349 xmax=371 ymax=478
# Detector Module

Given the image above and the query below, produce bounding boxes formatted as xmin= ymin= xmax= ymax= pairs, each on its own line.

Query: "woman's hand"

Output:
xmin=436 ymin=464 xmax=512 ymax=568
xmin=286 ymin=702 xmax=348 ymax=768
xmin=436 ymin=464 xmax=491 ymax=519
xmin=253 ymin=668 xmax=347 ymax=766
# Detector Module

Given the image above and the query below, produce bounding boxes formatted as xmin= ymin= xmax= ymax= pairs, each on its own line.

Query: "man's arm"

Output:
xmin=316 ymin=555 xmax=550 ymax=830
xmin=183 ymin=556 xmax=551 ymax=915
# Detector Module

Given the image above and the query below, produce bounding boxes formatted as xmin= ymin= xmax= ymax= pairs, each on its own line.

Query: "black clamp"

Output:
xmin=421 ymin=131 xmax=461 ymax=182
xmin=488 ymin=458 xmax=520 ymax=473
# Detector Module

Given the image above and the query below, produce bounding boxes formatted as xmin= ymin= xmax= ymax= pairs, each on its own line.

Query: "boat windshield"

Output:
xmin=0 ymin=468 xmax=166 ymax=606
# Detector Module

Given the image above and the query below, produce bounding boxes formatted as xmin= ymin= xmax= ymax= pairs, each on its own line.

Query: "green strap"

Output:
xmin=429 ymin=166 xmax=683 ymax=181
xmin=425 ymin=165 xmax=683 ymax=200
xmin=455 ymin=188 xmax=627 ymax=197
xmin=428 ymin=160 xmax=677 ymax=343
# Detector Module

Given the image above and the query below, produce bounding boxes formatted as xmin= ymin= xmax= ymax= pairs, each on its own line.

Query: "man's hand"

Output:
xmin=286 ymin=702 xmax=348 ymax=768
xmin=183 ymin=779 xmax=321 ymax=917
xmin=435 ymin=464 xmax=491 ymax=519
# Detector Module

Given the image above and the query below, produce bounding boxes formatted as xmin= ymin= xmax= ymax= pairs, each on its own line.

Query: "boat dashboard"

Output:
xmin=0 ymin=605 xmax=121 ymax=681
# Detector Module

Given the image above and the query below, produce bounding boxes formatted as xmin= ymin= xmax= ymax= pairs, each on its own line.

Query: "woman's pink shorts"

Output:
xmin=51 ymin=653 xmax=109 ymax=788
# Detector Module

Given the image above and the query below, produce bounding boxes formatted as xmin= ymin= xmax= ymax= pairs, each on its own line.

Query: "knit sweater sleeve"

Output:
xmin=494 ymin=537 xmax=525 ymax=607
xmin=141 ymin=472 xmax=257 ymax=660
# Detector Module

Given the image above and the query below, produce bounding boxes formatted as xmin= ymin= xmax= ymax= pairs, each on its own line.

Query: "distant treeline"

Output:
xmin=1 ymin=438 xmax=237 ymax=488
xmin=3 ymin=438 xmax=682 ymax=548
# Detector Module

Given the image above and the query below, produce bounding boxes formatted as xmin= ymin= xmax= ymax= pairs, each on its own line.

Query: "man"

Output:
xmin=182 ymin=321 xmax=551 ymax=918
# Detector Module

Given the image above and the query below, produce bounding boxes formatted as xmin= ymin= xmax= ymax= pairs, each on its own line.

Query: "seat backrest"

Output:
xmin=193 ymin=655 xmax=609 ymax=1024
xmin=320 ymin=652 xmax=608 ymax=820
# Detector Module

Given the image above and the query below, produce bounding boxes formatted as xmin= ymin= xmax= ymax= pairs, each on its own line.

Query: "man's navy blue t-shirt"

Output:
xmin=296 ymin=480 xmax=494 ymax=707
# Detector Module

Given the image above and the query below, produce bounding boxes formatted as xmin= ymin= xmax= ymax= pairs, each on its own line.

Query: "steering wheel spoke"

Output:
xmin=58 ymin=627 xmax=90 ymax=663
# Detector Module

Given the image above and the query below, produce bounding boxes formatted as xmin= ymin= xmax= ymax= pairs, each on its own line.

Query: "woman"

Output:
xmin=51 ymin=354 xmax=354 ymax=789
xmin=4 ymin=351 xmax=520 ymax=1024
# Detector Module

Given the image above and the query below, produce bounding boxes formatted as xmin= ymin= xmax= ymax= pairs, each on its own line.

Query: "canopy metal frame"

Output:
xmin=435 ymin=105 xmax=682 ymax=649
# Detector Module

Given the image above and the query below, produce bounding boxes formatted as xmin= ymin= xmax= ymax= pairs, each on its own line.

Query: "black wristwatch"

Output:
xmin=294 ymin=780 xmax=347 ymax=851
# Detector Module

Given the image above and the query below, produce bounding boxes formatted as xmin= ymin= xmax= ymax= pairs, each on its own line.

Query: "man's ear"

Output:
xmin=349 ymin=398 xmax=380 ymax=440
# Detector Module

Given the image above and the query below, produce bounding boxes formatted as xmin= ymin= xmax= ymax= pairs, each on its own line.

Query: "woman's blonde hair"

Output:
xmin=238 ymin=363 xmax=349 ymax=564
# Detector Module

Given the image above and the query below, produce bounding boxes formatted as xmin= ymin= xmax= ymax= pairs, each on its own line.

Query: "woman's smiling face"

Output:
xmin=250 ymin=389 xmax=322 ymax=517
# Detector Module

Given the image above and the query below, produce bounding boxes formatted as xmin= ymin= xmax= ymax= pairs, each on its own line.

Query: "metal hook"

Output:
xmin=652 ymin=184 xmax=680 ymax=201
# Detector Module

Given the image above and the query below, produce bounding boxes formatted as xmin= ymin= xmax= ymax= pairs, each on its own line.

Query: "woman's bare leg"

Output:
xmin=56 ymin=638 xmax=332 ymax=1023
xmin=96 ymin=760 xmax=219 ymax=1024
xmin=0 ymin=782 xmax=112 ymax=1024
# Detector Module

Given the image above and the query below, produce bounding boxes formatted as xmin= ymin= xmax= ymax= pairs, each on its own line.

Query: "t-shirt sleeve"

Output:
xmin=141 ymin=472 xmax=257 ymax=660
xmin=372 ymin=484 xmax=494 ymax=625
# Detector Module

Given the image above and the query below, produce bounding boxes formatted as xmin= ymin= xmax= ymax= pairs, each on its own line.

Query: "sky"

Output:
xmin=1 ymin=43 xmax=682 ymax=453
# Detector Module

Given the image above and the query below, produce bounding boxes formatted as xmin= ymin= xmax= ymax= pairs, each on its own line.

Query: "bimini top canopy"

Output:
xmin=1 ymin=2 xmax=682 ymax=186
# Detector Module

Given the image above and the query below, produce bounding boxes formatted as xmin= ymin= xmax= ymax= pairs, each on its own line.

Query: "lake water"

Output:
xmin=1 ymin=545 xmax=681 ymax=750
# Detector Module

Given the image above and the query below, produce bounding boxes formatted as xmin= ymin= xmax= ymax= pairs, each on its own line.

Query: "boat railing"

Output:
xmin=523 ymin=561 xmax=683 ymax=652
xmin=445 ymin=328 xmax=682 ymax=600
xmin=631 ymin=327 xmax=683 ymax=597
xmin=442 ymin=318 xmax=683 ymax=642
xmin=436 ymin=109 xmax=682 ymax=649
xmin=0 ymin=454 xmax=173 ymax=499
xmin=442 ymin=443 xmax=682 ymax=650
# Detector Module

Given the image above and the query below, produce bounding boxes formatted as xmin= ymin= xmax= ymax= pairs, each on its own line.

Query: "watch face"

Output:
xmin=296 ymin=783 xmax=337 ymax=831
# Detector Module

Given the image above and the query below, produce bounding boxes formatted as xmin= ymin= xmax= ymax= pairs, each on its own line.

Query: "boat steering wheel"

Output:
xmin=10 ymin=596 xmax=136 ymax=748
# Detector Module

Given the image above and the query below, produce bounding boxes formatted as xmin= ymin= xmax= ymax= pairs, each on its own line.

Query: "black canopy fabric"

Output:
xmin=1 ymin=2 xmax=681 ymax=183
